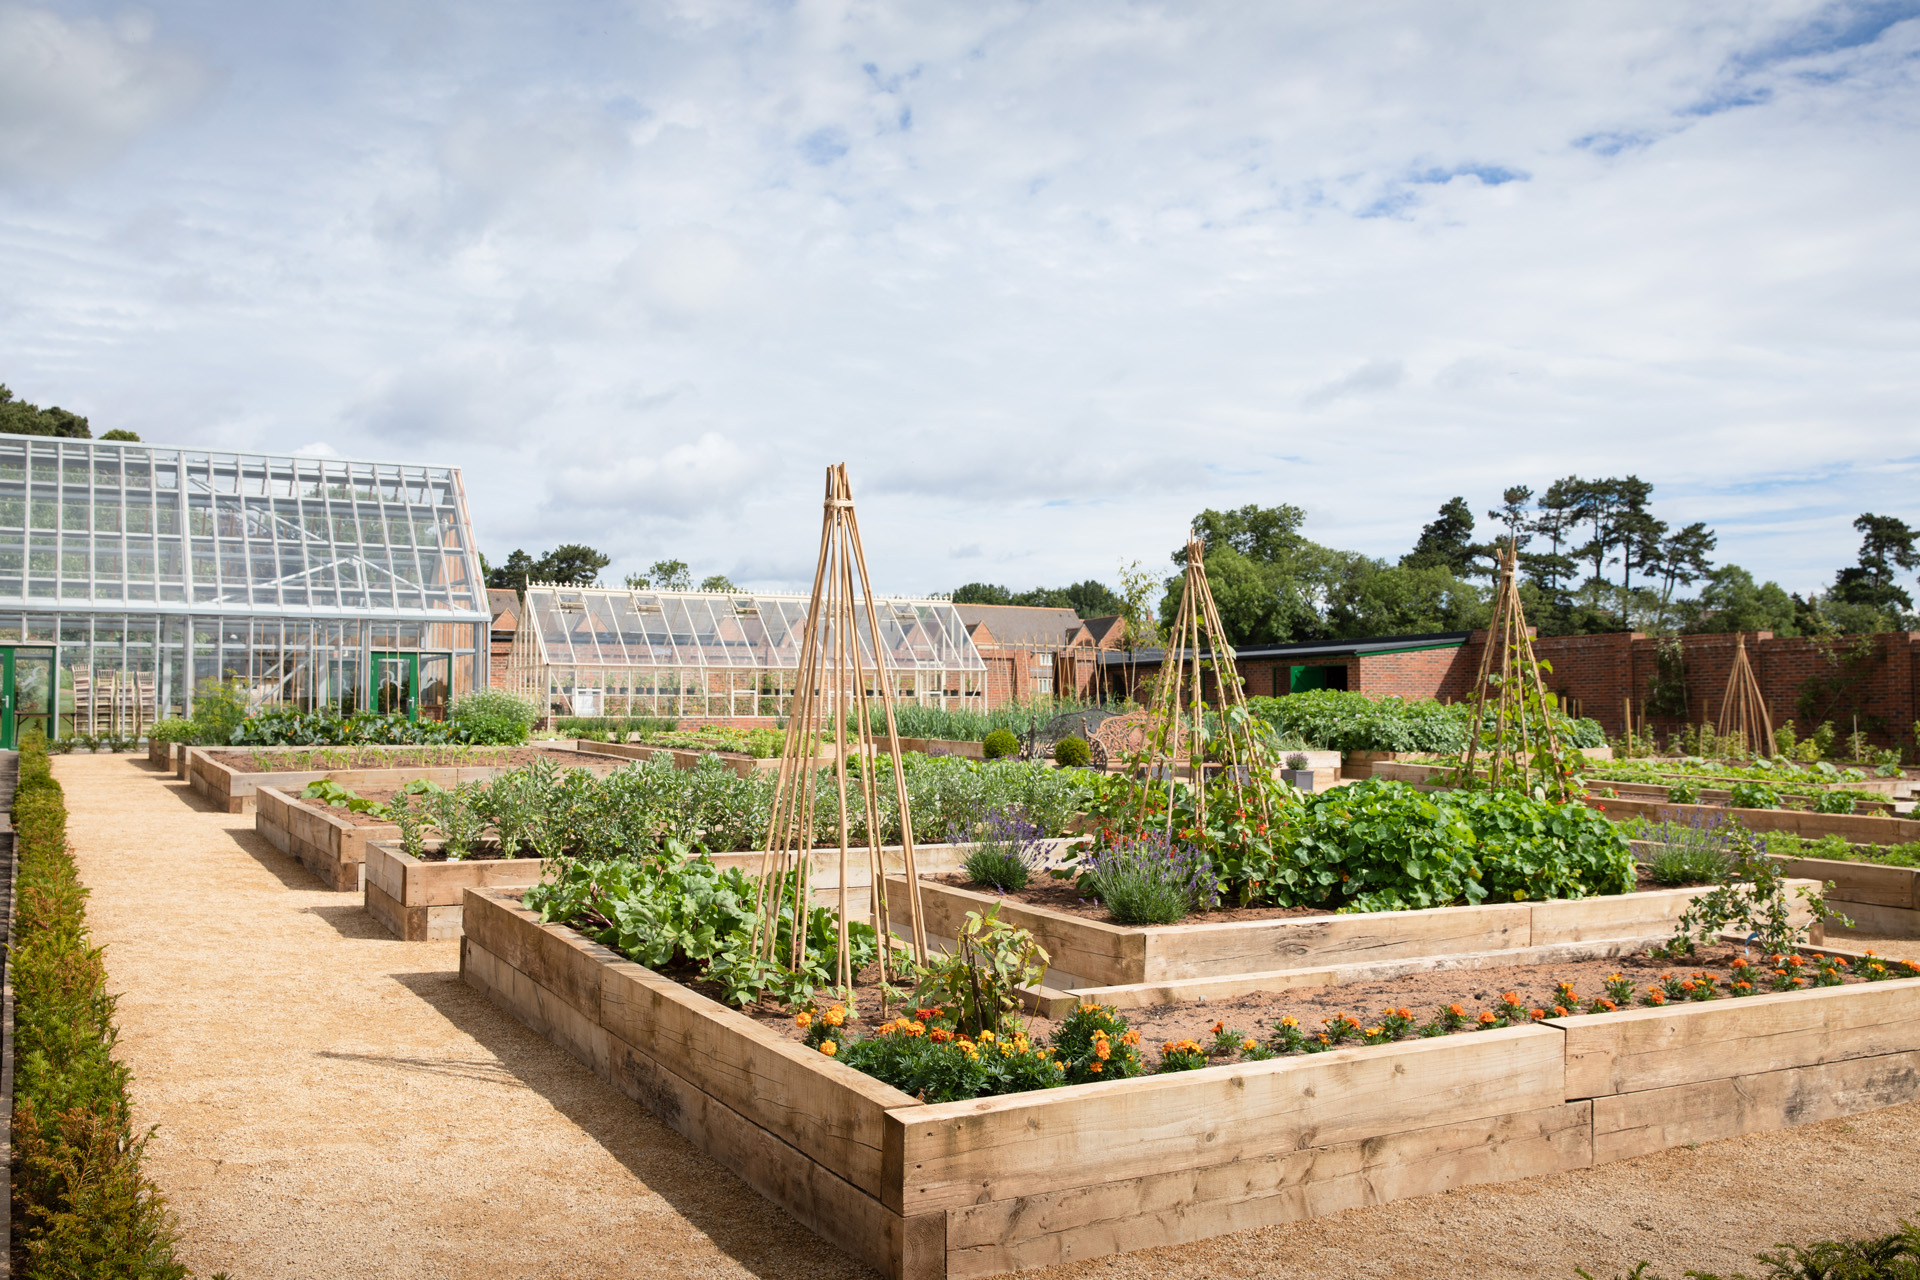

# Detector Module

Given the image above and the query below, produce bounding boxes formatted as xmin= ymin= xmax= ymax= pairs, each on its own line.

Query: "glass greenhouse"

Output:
xmin=0 ymin=436 xmax=490 ymax=744
xmin=506 ymin=585 xmax=988 ymax=720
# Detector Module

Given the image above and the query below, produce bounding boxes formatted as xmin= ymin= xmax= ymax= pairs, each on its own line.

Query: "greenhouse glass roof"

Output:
xmin=0 ymin=437 xmax=488 ymax=621
xmin=521 ymin=586 xmax=987 ymax=672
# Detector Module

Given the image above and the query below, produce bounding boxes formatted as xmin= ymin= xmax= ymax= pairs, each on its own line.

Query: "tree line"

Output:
xmin=1151 ymin=481 xmax=1918 ymax=647
xmin=483 ymin=547 xmax=737 ymax=594
xmin=1 ymin=381 xmax=139 ymax=441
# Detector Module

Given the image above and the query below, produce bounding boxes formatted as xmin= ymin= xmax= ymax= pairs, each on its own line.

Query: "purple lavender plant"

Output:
xmin=1643 ymin=811 xmax=1737 ymax=886
xmin=956 ymin=806 xmax=1051 ymax=892
xmin=1081 ymin=830 xmax=1220 ymax=925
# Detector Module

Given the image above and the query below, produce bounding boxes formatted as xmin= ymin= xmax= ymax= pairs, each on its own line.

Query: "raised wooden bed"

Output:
xmin=352 ymin=828 xmax=1064 ymax=938
xmin=572 ymin=738 xmax=805 ymax=777
xmin=365 ymin=839 xmax=544 ymax=940
xmin=256 ymin=785 xmax=394 ymax=890
xmin=1777 ymin=854 xmax=1920 ymax=939
xmin=888 ymin=876 xmax=1821 ymax=990
xmin=1586 ymin=793 xmax=1920 ymax=846
xmin=195 ymin=743 xmax=622 ymax=813
xmin=461 ymin=887 xmax=1920 ymax=1279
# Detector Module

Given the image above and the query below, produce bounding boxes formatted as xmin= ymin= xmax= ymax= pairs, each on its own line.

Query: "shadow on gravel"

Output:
xmin=384 ymin=968 xmax=877 ymax=1280
xmin=159 ymin=779 xmax=221 ymax=812
xmin=303 ymin=902 xmax=388 ymax=939
xmin=315 ymin=1048 xmax=521 ymax=1087
xmin=227 ymin=829 xmax=330 ymax=892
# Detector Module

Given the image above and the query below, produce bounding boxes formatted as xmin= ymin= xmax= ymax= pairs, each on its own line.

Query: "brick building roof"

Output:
xmin=488 ymin=588 xmax=522 ymax=633
xmin=953 ymin=603 xmax=1088 ymax=649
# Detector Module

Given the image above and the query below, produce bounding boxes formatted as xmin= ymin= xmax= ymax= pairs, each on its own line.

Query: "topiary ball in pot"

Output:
xmin=983 ymin=728 xmax=1020 ymax=760
xmin=1053 ymin=735 xmax=1091 ymax=767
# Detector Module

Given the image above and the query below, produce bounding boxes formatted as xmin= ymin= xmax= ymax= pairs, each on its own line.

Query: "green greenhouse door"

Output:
xmin=370 ymin=652 xmax=453 ymax=723
xmin=1 ymin=647 xmax=55 ymax=749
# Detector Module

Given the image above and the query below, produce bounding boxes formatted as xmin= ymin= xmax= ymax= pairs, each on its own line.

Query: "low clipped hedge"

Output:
xmin=9 ymin=728 xmax=189 ymax=1278
xmin=1248 ymin=689 xmax=1606 ymax=754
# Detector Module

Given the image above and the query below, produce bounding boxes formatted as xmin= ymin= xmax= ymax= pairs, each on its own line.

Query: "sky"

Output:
xmin=1 ymin=0 xmax=1916 ymax=600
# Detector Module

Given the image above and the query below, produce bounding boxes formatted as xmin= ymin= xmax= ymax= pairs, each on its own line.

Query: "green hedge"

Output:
xmin=1247 ymin=690 xmax=1606 ymax=754
xmin=9 ymin=728 xmax=189 ymax=1278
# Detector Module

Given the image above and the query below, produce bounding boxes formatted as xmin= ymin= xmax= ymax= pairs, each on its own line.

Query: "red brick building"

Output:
xmin=487 ymin=588 xmax=521 ymax=690
xmin=955 ymin=604 xmax=1106 ymax=706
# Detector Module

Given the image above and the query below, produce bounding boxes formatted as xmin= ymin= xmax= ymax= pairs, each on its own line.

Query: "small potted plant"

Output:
xmin=1281 ymin=751 xmax=1317 ymax=792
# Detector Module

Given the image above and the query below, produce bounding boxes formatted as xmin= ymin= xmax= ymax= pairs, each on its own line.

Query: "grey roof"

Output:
xmin=952 ymin=603 xmax=1086 ymax=649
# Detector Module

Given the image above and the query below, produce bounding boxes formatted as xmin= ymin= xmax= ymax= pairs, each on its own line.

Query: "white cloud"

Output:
xmin=546 ymin=432 xmax=764 ymax=518
xmin=0 ymin=5 xmax=208 ymax=183
xmin=1 ymin=2 xmax=1917 ymax=599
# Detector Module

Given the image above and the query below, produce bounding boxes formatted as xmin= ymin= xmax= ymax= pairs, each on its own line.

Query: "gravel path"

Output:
xmin=60 ymin=754 xmax=1920 ymax=1280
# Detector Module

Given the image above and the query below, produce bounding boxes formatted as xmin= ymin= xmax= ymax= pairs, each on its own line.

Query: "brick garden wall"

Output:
xmin=1220 ymin=630 xmax=1920 ymax=753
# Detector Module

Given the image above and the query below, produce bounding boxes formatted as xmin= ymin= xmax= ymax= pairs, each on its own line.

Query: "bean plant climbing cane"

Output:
xmin=753 ymin=463 xmax=929 ymax=1013
xmin=1132 ymin=534 xmax=1276 ymax=842
xmin=1456 ymin=539 xmax=1584 ymax=803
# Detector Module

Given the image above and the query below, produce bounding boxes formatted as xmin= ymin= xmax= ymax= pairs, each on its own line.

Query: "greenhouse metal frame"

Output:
xmin=0 ymin=435 xmax=490 ymax=742
xmin=506 ymin=585 xmax=988 ymax=720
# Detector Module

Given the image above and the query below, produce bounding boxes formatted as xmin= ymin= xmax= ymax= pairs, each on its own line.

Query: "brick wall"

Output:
xmin=1530 ymin=631 xmax=1920 ymax=750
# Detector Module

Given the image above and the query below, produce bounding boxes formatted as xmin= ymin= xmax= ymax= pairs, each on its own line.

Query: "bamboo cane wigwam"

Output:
xmin=753 ymin=463 xmax=928 ymax=1007
xmin=1716 ymin=633 xmax=1773 ymax=759
xmin=1133 ymin=535 xmax=1274 ymax=836
xmin=1458 ymin=540 xmax=1577 ymax=801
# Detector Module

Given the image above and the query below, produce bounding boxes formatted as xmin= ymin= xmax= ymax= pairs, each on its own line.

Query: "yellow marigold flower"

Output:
xmin=979 ymin=1029 xmax=996 ymax=1043
xmin=1364 ymin=1026 xmax=1383 ymax=1038
xmin=1054 ymin=1061 xmax=1066 ymax=1070
xmin=820 ymin=1040 xmax=838 ymax=1057
xmin=823 ymin=1005 xmax=846 ymax=1027
xmin=1280 ymin=1016 xmax=1298 ymax=1029
xmin=795 ymin=1011 xmax=812 ymax=1029
xmin=1241 ymin=1037 xmax=1258 ymax=1052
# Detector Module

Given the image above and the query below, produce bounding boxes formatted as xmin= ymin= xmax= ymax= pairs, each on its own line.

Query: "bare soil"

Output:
xmin=931 ymin=868 xmax=1693 ymax=925
xmin=209 ymin=744 xmax=611 ymax=773
xmin=697 ymin=941 xmax=1901 ymax=1064
xmin=59 ymin=753 xmax=1920 ymax=1280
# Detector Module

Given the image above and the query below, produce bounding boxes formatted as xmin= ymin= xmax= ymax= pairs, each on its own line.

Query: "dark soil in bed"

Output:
xmin=698 ymin=941 xmax=1912 ymax=1066
xmin=927 ymin=868 xmax=1695 ymax=925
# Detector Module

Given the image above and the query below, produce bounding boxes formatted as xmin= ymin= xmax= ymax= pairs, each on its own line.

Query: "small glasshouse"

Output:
xmin=505 ymin=585 xmax=987 ymax=720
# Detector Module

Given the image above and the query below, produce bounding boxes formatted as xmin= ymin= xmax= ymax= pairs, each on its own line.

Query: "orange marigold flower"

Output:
xmin=1647 ymin=990 xmax=1667 ymax=1005
xmin=1089 ymin=1062 xmax=1103 ymax=1073
xmin=1242 ymin=1037 xmax=1258 ymax=1052
xmin=795 ymin=1011 xmax=813 ymax=1029
xmin=1502 ymin=992 xmax=1520 ymax=1005
xmin=929 ymin=1028 xmax=953 ymax=1043
xmin=820 ymin=1040 xmax=838 ymax=1057
xmin=1529 ymin=1009 xmax=1546 ymax=1020
xmin=1786 ymin=955 xmax=1805 ymax=967
xmin=1680 ymin=980 xmax=1696 ymax=993
xmin=1094 ymin=1040 xmax=1111 ymax=1061
xmin=823 ymin=1005 xmax=846 ymax=1028
xmin=1211 ymin=1021 xmax=1225 ymax=1035
xmin=1731 ymin=957 xmax=1749 ymax=970
xmin=1478 ymin=1010 xmax=1497 ymax=1025
xmin=1599 ymin=999 xmax=1617 ymax=1011
xmin=1449 ymin=1004 xmax=1467 ymax=1017
xmin=1553 ymin=1006 xmax=1569 ymax=1017
xmin=1397 ymin=1008 xmax=1413 ymax=1020
xmin=1279 ymin=1016 xmax=1298 ymax=1029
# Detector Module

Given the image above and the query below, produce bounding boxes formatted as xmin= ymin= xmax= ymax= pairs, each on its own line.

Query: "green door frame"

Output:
xmin=1 ymin=646 xmax=56 ymax=750
xmin=369 ymin=652 xmax=454 ymax=722
xmin=371 ymin=651 xmax=419 ymax=721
